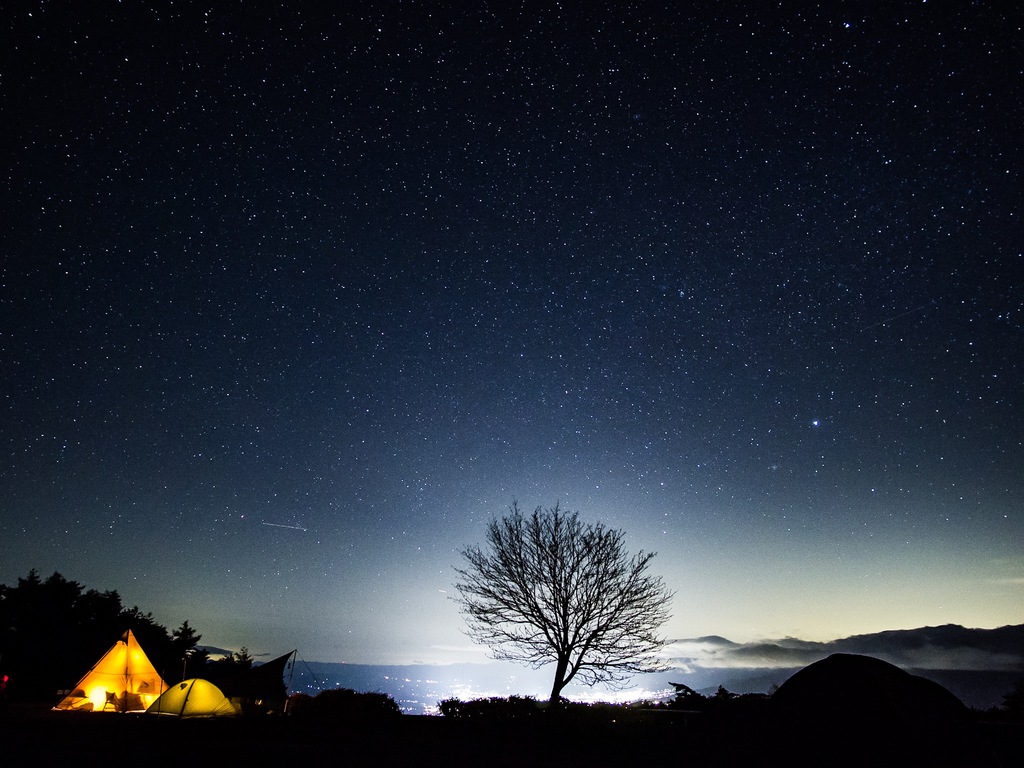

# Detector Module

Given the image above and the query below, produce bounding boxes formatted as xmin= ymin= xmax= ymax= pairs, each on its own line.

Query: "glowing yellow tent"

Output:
xmin=146 ymin=678 xmax=239 ymax=717
xmin=54 ymin=630 xmax=167 ymax=713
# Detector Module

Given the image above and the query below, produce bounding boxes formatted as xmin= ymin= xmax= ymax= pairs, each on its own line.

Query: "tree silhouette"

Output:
xmin=171 ymin=620 xmax=201 ymax=652
xmin=1003 ymin=678 xmax=1024 ymax=720
xmin=172 ymin=621 xmax=207 ymax=678
xmin=0 ymin=571 xmax=127 ymax=698
xmin=233 ymin=646 xmax=254 ymax=669
xmin=454 ymin=502 xmax=673 ymax=704
xmin=0 ymin=570 xmax=182 ymax=698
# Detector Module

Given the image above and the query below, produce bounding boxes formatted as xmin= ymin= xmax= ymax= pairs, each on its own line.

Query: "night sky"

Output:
xmin=2 ymin=2 xmax=1021 ymax=667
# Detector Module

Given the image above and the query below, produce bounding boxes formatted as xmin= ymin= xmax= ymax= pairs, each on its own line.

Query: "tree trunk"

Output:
xmin=548 ymin=655 xmax=570 ymax=705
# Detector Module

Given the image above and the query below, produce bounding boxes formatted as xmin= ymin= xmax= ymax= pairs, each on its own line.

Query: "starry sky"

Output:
xmin=2 ymin=2 xmax=1021 ymax=667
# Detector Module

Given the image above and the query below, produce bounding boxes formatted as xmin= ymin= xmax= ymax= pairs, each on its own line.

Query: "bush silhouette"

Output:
xmin=438 ymin=695 xmax=540 ymax=719
xmin=291 ymin=688 xmax=401 ymax=722
xmin=438 ymin=695 xmax=659 ymax=723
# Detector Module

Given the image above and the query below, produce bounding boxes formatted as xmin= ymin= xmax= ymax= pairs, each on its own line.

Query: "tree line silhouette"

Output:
xmin=0 ymin=569 xmax=253 ymax=703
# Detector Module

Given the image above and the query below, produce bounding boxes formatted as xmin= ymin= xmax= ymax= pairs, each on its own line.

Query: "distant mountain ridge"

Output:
xmin=667 ymin=622 xmax=1024 ymax=672
xmin=835 ymin=623 xmax=1024 ymax=657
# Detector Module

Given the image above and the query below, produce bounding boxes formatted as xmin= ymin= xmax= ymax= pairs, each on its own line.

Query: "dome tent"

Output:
xmin=771 ymin=653 xmax=998 ymax=767
xmin=146 ymin=678 xmax=239 ymax=718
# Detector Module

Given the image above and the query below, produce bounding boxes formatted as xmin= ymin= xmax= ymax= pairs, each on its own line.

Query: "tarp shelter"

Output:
xmin=146 ymin=678 xmax=239 ymax=717
xmin=213 ymin=650 xmax=295 ymax=713
xmin=54 ymin=629 xmax=167 ymax=712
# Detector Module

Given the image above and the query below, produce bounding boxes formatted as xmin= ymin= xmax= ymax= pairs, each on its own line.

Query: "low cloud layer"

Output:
xmin=665 ymin=623 xmax=1024 ymax=673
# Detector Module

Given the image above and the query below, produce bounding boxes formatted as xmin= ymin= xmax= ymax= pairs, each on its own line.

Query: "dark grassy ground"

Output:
xmin=2 ymin=702 xmax=1020 ymax=767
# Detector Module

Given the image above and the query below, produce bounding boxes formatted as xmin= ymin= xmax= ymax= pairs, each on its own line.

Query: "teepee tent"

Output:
xmin=54 ymin=629 xmax=167 ymax=712
xmin=146 ymin=678 xmax=239 ymax=717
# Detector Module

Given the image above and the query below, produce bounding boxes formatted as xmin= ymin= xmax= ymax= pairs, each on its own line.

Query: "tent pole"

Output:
xmin=122 ymin=631 xmax=130 ymax=713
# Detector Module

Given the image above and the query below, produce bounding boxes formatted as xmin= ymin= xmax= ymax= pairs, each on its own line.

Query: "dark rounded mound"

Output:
xmin=774 ymin=653 xmax=967 ymax=720
xmin=771 ymin=653 xmax=996 ymax=767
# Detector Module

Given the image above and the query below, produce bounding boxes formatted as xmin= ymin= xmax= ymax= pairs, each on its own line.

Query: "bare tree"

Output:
xmin=454 ymin=502 xmax=673 ymax=704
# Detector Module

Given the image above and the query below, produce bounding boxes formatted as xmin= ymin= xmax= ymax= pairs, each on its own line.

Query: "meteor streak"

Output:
xmin=860 ymin=300 xmax=937 ymax=331
xmin=261 ymin=522 xmax=308 ymax=532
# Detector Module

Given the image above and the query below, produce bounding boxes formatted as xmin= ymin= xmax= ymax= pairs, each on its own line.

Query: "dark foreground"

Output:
xmin=2 ymin=704 xmax=1021 ymax=768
